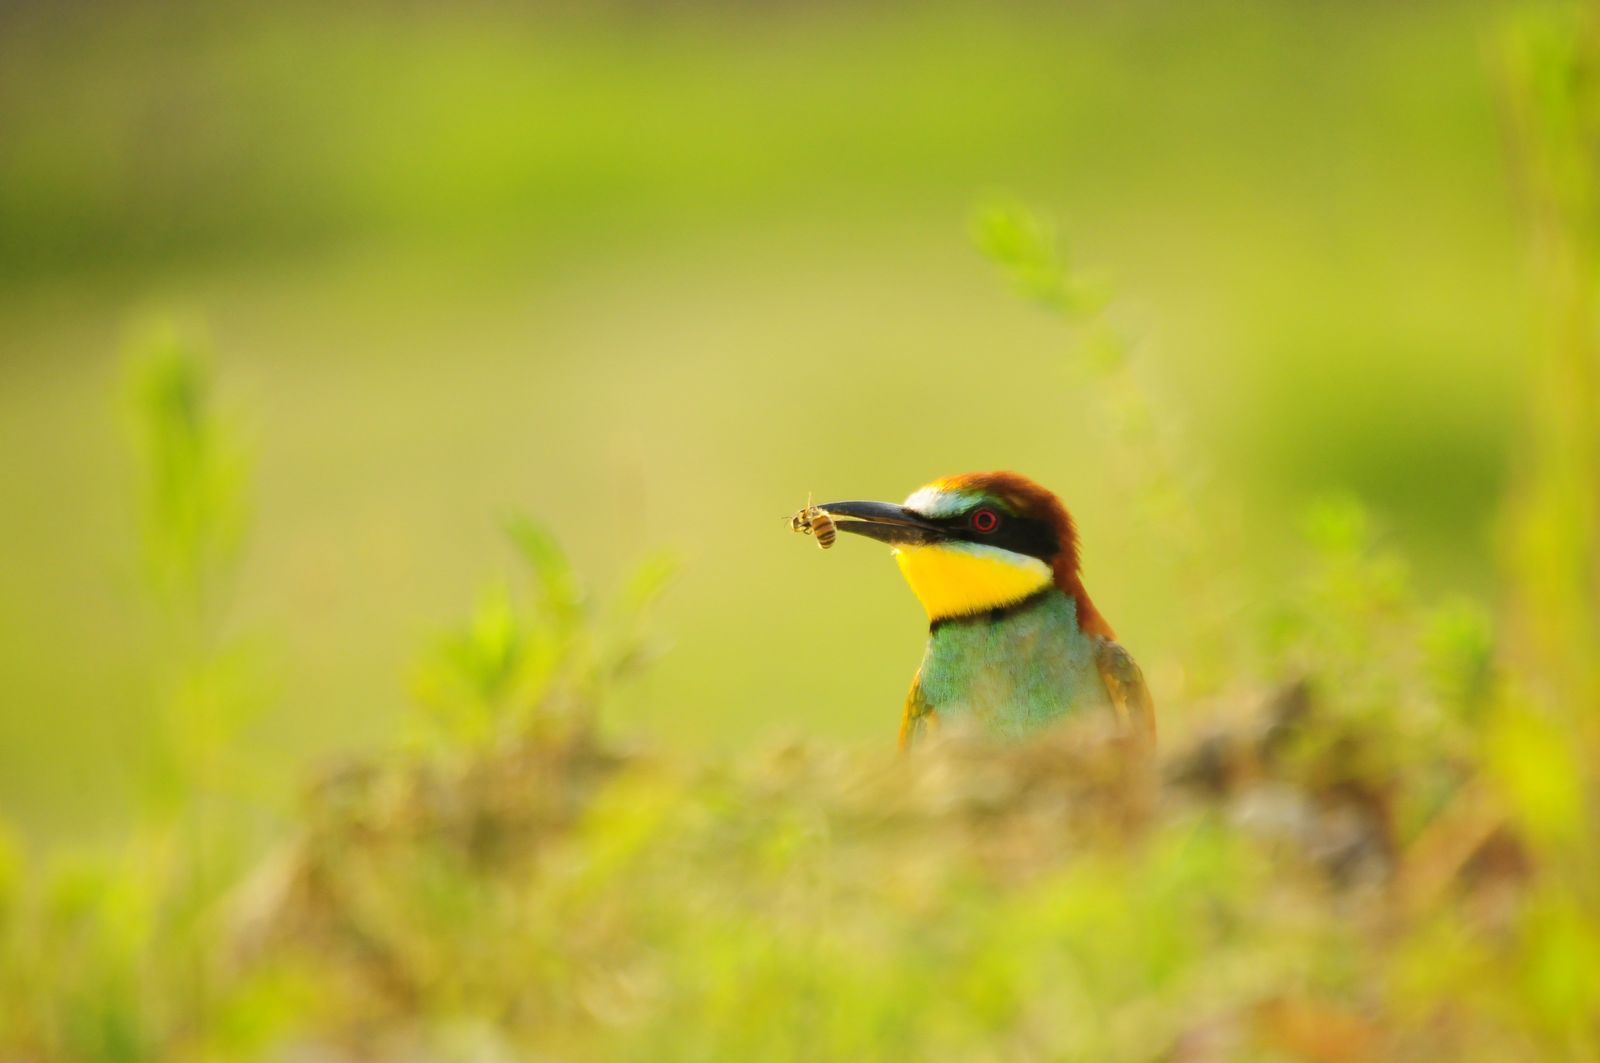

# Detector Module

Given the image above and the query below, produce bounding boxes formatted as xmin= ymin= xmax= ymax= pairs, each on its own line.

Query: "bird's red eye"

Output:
xmin=971 ymin=508 xmax=999 ymax=533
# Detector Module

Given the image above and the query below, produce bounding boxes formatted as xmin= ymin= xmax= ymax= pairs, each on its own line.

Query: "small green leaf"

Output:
xmin=504 ymin=513 xmax=585 ymax=627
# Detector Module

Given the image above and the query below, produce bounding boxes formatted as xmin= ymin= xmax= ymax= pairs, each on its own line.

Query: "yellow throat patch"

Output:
xmin=892 ymin=542 xmax=1053 ymax=621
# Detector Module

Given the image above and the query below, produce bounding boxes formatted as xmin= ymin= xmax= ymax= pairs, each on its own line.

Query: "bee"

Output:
xmin=807 ymin=506 xmax=837 ymax=549
xmin=789 ymin=495 xmax=837 ymax=549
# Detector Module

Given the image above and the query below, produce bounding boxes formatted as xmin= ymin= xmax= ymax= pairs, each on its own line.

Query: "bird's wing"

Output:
xmin=1095 ymin=639 xmax=1156 ymax=746
xmin=899 ymin=670 xmax=936 ymax=750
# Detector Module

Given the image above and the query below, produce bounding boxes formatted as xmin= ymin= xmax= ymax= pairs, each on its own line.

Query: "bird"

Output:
xmin=808 ymin=471 xmax=1154 ymax=749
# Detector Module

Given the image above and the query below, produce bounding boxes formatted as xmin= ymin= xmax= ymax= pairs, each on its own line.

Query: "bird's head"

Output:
xmin=818 ymin=471 xmax=1112 ymax=636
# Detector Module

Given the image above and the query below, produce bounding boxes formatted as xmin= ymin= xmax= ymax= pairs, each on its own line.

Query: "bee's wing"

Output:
xmin=1095 ymin=638 xmax=1156 ymax=747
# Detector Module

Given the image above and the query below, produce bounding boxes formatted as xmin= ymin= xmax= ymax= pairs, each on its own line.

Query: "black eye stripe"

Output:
xmin=935 ymin=512 xmax=1058 ymax=561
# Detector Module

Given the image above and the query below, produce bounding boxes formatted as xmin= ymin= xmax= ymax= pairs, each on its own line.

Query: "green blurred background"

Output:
xmin=0 ymin=0 xmax=1526 ymax=839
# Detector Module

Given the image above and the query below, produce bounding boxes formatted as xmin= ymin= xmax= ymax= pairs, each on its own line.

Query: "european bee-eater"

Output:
xmin=809 ymin=471 xmax=1154 ymax=749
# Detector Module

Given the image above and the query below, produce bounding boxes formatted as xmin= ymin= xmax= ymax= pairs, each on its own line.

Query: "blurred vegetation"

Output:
xmin=408 ymin=512 xmax=675 ymax=750
xmin=2 ymin=0 xmax=1599 ymax=1059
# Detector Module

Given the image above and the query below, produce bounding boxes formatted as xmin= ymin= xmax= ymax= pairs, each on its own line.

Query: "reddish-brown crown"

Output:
xmin=932 ymin=470 xmax=1115 ymax=639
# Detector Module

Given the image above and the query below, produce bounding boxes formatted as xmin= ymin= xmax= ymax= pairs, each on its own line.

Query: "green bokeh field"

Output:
xmin=0 ymin=0 xmax=1526 ymax=838
xmin=7 ymin=2 xmax=1600 ymax=1058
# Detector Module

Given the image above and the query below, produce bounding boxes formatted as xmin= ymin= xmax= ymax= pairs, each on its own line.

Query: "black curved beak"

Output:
xmin=815 ymin=500 xmax=946 ymax=547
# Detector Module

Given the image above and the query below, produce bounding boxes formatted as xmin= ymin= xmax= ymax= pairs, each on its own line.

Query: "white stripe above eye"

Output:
xmin=903 ymin=486 xmax=975 ymax=518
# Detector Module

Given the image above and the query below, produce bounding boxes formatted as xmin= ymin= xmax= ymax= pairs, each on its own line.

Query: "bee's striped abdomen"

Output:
xmin=809 ymin=508 xmax=836 ymax=549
